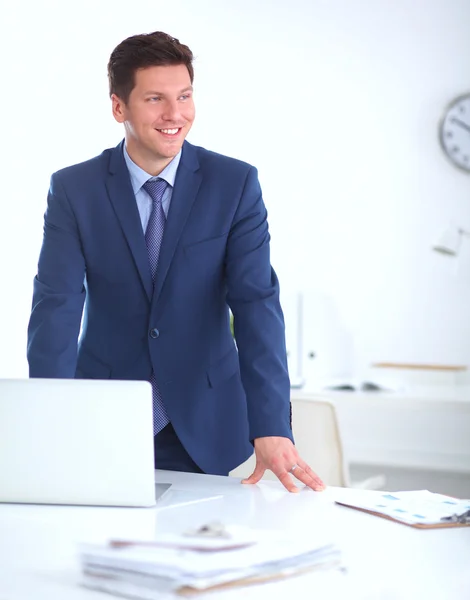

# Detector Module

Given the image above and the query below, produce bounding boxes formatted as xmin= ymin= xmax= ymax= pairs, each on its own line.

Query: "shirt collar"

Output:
xmin=123 ymin=144 xmax=182 ymax=194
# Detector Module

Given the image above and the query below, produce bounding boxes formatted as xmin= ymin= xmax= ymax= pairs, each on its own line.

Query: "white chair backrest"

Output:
xmin=291 ymin=398 xmax=349 ymax=487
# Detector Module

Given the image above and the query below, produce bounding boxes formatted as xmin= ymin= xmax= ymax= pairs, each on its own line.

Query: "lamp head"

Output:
xmin=432 ymin=226 xmax=462 ymax=257
xmin=432 ymin=244 xmax=458 ymax=256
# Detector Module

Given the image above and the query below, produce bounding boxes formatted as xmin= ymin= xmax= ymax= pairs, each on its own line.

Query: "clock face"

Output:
xmin=439 ymin=93 xmax=470 ymax=173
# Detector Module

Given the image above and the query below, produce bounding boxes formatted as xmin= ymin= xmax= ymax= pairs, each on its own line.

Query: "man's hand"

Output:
xmin=241 ymin=436 xmax=325 ymax=493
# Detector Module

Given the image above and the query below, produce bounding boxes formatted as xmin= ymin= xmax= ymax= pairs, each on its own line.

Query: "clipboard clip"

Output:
xmin=440 ymin=509 xmax=470 ymax=524
xmin=183 ymin=522 xmax=232 ymax=539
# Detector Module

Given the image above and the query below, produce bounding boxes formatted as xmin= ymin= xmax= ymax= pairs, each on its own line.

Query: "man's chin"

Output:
xmin=159 ymin=145 xmax=183 ymax=160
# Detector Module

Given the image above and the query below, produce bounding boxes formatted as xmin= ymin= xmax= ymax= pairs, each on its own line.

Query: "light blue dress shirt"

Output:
xmin=123 ymin=144 xmax=182 ymax=232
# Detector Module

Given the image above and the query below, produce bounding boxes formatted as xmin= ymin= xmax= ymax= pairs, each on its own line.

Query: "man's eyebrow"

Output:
xmin=144 ymin=86 xmax=194 ymax=96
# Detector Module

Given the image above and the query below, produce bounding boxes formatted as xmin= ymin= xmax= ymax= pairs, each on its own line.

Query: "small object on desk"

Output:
xmin=323 ymin=381 xmax=393 ymax=392
xmin=326 ymin=384 xmax=356 ymax=392
xmin=360 ymin=381 xmax=389 ymax=392
xmin=183 ymin=521 xmax=231 ymax=539
xmin=440 ymin=509 xmax=470 ymax=524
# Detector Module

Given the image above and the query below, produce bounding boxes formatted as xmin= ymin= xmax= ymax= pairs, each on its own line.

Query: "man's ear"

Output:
xmin=111 ymin=94 xmax=126 ymax=123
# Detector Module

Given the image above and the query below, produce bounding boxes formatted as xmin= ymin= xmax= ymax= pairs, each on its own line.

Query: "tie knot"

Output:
xmin=143 ymin=178 xmax=168 ymax=203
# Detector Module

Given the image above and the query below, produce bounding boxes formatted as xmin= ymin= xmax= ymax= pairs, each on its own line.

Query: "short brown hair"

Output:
xmin=107 ymin=31 xmax=194 ymax=103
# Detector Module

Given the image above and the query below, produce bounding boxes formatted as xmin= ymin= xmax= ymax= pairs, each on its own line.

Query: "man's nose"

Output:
xmin=162 ymin=100 xmax=180 ymax=121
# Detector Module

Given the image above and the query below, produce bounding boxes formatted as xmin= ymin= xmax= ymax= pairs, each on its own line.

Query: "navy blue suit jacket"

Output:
xmin=27 ymin=140 xmax=292 ymax=474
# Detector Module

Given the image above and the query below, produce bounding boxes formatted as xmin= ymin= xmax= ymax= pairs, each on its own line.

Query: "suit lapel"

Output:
xmin=153 ymin=142 xmax=202 ymax=302
xmin=106 ymin=142 xmax=153 ymax=302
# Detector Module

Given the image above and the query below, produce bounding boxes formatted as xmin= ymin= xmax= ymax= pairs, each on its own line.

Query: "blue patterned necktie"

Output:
xmin=143 ymin=177 xmax=170 ymax=435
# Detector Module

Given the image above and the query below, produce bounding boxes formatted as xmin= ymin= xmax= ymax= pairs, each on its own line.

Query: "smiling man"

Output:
xmin=27 ymin=31 xmax=325 ymax=493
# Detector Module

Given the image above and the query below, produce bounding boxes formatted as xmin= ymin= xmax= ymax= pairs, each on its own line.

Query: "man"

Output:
xmin=27 ymin=31 xmax=325 ymax=493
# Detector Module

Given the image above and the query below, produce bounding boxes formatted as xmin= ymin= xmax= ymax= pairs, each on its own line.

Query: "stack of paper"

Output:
xmin=334 ymin=488 xmax=470 ymax=527
xmin=79 ymin=525 xmax=342 ymax=598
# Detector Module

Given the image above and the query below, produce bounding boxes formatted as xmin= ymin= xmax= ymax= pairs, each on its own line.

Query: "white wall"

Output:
xmin=1 ymin=0 xmax=470 ymax=381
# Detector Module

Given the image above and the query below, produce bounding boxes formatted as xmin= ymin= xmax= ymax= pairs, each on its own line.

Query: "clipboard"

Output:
xmin=333 ymin=489 xmax=470 ymax=529
xmin=335 ymin=501 xmax=470 ymax=529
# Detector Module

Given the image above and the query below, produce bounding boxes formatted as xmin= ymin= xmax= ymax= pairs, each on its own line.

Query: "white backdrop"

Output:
xmin=1 ymin=0 xmax=470 ymax=380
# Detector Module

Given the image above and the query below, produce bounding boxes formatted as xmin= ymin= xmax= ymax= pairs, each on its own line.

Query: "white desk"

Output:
xmin=1 ymin=470 xmax=469 ymax=600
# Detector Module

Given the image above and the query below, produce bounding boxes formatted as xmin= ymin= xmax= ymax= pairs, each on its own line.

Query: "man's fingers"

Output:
xmin=276 ymin=471 xmax=300 ymax=493
xmin=241 ymin=463 xmax=265 ymax=485
xmin=294 ymin=462 xmax=326 ymax=491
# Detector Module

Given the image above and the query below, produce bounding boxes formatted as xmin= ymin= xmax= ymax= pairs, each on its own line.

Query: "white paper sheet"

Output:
xmin=333 ymin=488 xmax=470 ymax=525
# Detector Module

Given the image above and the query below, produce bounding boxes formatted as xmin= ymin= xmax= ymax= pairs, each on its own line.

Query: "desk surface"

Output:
xmin=1 ymin=471 xmax=469 ymax=600
xmin=293 ymin=385 xmax=470 ymax=403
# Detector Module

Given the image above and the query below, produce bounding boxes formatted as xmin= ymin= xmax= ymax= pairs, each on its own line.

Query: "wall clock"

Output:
xmin=439 ymin=93 xmax=470 ymax=173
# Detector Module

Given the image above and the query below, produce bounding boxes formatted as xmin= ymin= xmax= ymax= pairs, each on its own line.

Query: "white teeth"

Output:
xmin=159 ymin=128 xmax=179 ymax=134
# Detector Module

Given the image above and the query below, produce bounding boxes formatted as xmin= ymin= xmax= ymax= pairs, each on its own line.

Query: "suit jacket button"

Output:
xmin=149 ymin=328 xmax=159 ymax=339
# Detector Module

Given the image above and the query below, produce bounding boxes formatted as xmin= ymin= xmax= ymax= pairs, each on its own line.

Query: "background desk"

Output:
xmin=292 ymin=387 xmax=470 ymax=497
xmin=292 ymin=387 xmax=470 ymax=472
xmin=1 ymin=470 xmax=469 ymax=599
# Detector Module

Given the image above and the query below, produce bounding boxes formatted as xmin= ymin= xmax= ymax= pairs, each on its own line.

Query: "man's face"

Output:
xmin=112 ymin=64 xmax=195 ymax=169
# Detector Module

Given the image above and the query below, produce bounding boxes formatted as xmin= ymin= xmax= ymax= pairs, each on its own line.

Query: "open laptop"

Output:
xmin=0 ymin=378 xmax=171 ymax=507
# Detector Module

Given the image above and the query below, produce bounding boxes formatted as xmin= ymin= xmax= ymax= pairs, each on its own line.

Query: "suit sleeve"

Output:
xmin=225 ymin=166 xmax=293 ymax=442
xmin=27 ymin=174 xmax=86 ymax=377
